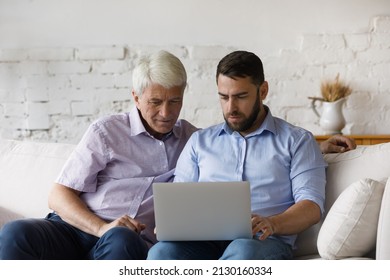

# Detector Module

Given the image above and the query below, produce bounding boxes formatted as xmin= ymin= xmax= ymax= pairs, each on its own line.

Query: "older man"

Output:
xmin=0 ymin=50 xmax=197 ymax=260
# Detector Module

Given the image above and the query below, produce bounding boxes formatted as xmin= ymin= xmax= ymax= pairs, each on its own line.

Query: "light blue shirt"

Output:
xmin=174 ymin=107 xmax=327 ymax=247
xmin=56 ymin=107 xmax=198 ymax=247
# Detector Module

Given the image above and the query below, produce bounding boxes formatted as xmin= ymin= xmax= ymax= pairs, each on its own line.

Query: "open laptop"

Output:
xmin=152 ymin=181 xmax=252 ymax=241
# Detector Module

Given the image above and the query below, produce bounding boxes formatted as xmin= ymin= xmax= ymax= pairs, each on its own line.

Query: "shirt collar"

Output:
xmin=129 ymin=107 xmax=177 ymax=140
xmin=219 ymin=106 xmax=277 ymax=137
xmin=130 ymin=107 xmax=147 ymax=136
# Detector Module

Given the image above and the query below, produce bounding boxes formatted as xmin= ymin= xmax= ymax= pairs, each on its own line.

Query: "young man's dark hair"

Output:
xmin=216 ymin=50 xmax=265 ymax=86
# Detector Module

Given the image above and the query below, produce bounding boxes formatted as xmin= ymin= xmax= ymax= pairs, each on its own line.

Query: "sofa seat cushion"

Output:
xmin=317 ymin=178 xmax=386 ymax=259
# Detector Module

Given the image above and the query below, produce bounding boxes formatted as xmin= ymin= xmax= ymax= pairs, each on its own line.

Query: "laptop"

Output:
xmin=152 ymin=181 xmax=252 ymax=241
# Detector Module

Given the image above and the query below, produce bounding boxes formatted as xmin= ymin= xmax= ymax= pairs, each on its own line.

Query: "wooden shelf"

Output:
xmin=315 ymin=135 xmax=390 ymax=145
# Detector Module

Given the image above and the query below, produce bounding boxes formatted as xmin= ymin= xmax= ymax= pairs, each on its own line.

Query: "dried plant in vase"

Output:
xmin=320 ymin=73 xmax=352 ymax=102
xmin=309 ymin=74 xmax=353 ymax=134
xmin=309 ymin=74 xmax=352 ymax=102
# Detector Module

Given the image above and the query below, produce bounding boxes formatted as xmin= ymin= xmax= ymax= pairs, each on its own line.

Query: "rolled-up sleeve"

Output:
xmin=56 ymin=122 xmax=109 ymax=192
xmin=290 ymin=132 xmax=327 ymax=215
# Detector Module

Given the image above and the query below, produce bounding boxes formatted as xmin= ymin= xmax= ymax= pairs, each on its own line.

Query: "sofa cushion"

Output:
xmin=294 ymin=143 xmax=390 ymax=258
xmin=317 ymin=178 xmax=385 ymax=259
xmin=323 ymin=143 xmax=390 ymax=212
xmin=0 ymin=206 xmax=23 ymax=229
xmin=0 ymin=140 xmax=75 ymax=218
xmin=376 ymin=177 xmax=390 ymax=259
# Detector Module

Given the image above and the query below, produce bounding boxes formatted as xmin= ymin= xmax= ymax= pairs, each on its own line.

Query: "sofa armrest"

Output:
xmin=377 ymin=178 xmax=390 ymax=260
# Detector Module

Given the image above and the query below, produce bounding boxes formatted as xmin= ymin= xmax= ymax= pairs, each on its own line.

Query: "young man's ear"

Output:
xmin=259 ymin=81 xmax=269 ymax=100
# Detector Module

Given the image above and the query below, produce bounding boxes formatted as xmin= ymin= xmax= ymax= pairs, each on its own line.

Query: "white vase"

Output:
xmin=311 ymin=98 xmax=346 ymax=135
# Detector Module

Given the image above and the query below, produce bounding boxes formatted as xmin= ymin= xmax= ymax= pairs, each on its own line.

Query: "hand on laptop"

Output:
xmin=251 ymin=214 xmax=275 ymax=240
xmin=98 ymin=215 xmax=146 ymax=237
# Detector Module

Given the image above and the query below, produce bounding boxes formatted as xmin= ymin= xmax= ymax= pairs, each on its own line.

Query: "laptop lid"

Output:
xmin=152 ymin=181 xmax=252 ymax=241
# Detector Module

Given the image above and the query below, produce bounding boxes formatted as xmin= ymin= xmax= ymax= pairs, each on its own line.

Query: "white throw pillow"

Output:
xmin=317 ymin=178 xmax=385 ymax=259
xmin=0 ymin=206 xmax=23 ymax=229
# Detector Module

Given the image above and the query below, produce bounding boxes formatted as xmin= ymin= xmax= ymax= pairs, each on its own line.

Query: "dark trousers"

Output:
xmin=0 ymin=213 xmax=148 ymax=260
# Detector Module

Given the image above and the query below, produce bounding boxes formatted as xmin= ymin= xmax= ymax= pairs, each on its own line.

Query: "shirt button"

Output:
xmin=159 ymin=142 xmax=163 ymax=146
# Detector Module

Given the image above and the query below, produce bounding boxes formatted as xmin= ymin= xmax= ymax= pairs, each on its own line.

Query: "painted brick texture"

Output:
xmin=0 ymin=16 xmax=389 ymax=143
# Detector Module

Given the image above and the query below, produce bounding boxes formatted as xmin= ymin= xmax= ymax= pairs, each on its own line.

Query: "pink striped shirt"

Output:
xmin=56 ymin=107 xmax=197 ymax=247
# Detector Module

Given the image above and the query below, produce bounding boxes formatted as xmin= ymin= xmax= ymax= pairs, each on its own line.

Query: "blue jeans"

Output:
xmin=147 ymin=238 xmax=293 ymax=260
xmin=0 ymin=213 xmax=148 ymax=260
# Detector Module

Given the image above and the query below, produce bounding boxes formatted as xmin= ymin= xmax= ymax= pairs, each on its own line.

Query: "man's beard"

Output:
xmin=224 ymin=92 xmax=261 ymax=133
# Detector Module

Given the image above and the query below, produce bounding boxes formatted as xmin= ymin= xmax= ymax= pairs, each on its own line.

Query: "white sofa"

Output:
xmin=0 ymin=139 xmax=389 ymax=260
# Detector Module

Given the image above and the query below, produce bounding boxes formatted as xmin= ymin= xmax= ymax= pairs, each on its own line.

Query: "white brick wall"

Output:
xmin=0 ymin=16 xmax=389 ymax=143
